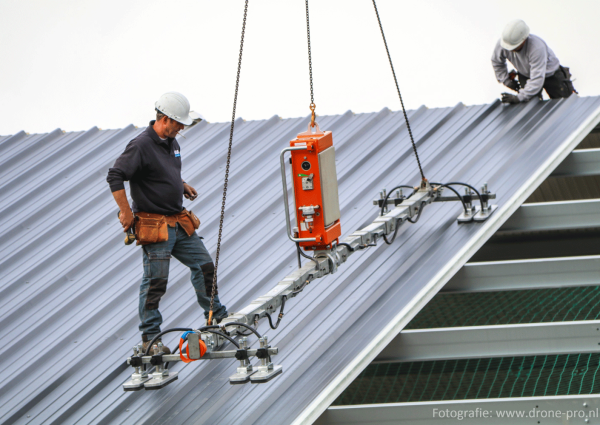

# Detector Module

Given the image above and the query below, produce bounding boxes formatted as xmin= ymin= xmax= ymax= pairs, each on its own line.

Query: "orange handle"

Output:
xmin=179 ymin=336 xmax=207 ymax=363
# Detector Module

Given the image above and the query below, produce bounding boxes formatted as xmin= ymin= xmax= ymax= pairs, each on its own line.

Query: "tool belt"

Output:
xmin=134 ymin=209 xmax=201 ymax=245
xmin=560 ymin=66 xmax=578 ymax=94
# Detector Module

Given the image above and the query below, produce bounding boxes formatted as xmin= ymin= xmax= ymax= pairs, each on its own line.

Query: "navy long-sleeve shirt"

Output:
xmin=107 ymin=121 xmax=184 ymax=215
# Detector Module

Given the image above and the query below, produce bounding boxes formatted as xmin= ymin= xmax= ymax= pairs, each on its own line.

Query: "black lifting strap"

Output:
xmin=208 ymin=0 xmax=249 ymax=325
xmin=372 ymin=0 xmax=426 ymax=183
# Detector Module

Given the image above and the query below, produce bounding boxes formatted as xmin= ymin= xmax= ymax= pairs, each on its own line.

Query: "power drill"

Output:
xmin=508 ymin=69 xmax=521 ymax=90
xmin=117 ymin=211 xmax=136 ymax=245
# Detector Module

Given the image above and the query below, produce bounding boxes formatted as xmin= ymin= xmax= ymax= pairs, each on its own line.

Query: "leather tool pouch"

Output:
xmin=561 ymin=66 xmax=578 ymax=94
xmin=186 ymin=209 xmax=201 ymax=230
xmin=178 ymin=209 xmax=201 ymax=237
xmin=135 ymin=214 xmax=168 ymax=245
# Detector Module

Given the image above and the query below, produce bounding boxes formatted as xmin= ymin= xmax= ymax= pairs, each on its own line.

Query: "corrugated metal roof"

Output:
xmin=1 ymin=96 xmax=600 ymax=425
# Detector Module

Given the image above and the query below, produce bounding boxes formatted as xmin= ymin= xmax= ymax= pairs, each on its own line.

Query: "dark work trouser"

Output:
xmin=139 ymin=223 xmax=228 ymax=337
xmin=518 ymin=66 xmax=577 ymax=100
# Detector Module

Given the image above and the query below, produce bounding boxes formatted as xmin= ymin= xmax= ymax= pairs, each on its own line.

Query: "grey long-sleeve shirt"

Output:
xmin=491 ymin=34 xmax=560 ymax=101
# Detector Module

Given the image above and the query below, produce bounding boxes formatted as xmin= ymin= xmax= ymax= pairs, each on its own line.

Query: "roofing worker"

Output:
xmin=492 ymin=19 xmax=577 ymax=104
xmin=106 ymin=92 xmax=228 ymax=354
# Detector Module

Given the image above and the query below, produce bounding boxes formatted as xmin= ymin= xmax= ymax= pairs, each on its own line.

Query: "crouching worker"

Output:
xmin=492 ymin=19 xmax=577 ymax=104
xmin=106 ymin=92 xmax=228 ymax=354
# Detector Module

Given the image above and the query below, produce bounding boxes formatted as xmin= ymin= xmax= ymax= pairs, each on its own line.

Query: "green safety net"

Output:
xmin=334 ymin=353 xmax=600 ymax=405
xmin=406 ymin=286 xmax=600 ymax=330
xmin=335 ymin=286 xmax=600 ymax=405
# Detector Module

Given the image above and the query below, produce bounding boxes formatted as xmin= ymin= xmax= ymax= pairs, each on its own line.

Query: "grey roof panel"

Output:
xmin=1 ymin=97 xmax=600 ymax=425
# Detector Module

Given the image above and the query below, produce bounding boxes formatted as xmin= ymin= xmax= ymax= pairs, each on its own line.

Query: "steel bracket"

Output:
xmin=473 ymin=204 xmax=498 ymax=222
xmin=457 ymin=204 xmax=480 ymax=223
xmin=123 ymin=345 xmax=151 ymax=391
xmin=229 ymin=338 xmax=258 ymax=384
xmin=144 ymin=369 xmax=178 ymax=390
xmin=249 ymin=337 xmax=283 ymax=384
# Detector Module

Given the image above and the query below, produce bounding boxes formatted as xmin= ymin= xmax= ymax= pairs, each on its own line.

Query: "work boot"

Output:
xmin=141 ymin=335 xmax=171 ymax=355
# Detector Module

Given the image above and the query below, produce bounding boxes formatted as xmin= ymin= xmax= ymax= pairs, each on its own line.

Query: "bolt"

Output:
xmin=584 ymin=402 xmax=588 ymax=407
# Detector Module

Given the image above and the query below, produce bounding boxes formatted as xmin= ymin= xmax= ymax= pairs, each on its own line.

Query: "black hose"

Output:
xmin=441 ymin=182 xmax=483 ymax=205
xmin=144 ymin=328 xmax=193 ymax=356
xmin=143 ymin=325 xmax=239 ymax=370
xmin=292 ymin=279 xmax=310 ymax=296
xmin=295 ymin=242 xmax=302 ymax=269
xmin=362 ymin=233 xmax=379 ymax=248
xmin=144 ymin=325 xmax=223 ymax=356
xmin=430 ymin=183 xmax=468 ymax=213
xmin=380 ymin=185 xmax=416 ymax=216
xmin=407 ymin=201 xmax=426 ymax=224
xmin=337 ymin=242 xmax=354 ymax=252
xmin=265 ymin=296 xmax=286 ymax=330
xmin=203 ymin=329 xmax=240 ymax=348
xmin=383 ymin=223 xmax=400 ymax=245
xmin=222 ymin=322 xmax=263 ymax=339
xmin=380 ymin=185 xmax=417 ymax=245
xmin=297 ymin=244 xmax=319 ymax=268
xmin=197 ymin=325 xmax=220 ymax=331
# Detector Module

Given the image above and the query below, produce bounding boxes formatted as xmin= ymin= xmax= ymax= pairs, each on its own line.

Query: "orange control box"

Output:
xmin=290 ymin=127 xmax=341 ymax=250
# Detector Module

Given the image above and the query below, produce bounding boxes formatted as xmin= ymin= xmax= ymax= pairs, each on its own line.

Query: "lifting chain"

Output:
xmin=372 ymin=0 xmax=426 ymax=183
xmin=208 ymin=0 xmax=249 ymax=325
xmin=305 ymin=0 xmax=316 ymax=127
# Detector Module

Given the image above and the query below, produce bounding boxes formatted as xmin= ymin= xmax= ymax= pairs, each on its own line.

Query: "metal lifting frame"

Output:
xmin=124 ymin=174 xmax=497 ymax=391
xmin=226 ymin=180 xmax=497 ymax=331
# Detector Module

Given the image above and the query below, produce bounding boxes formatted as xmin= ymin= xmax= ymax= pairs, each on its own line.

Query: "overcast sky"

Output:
xmin=1 ymin=0 xmax=599 ymax=136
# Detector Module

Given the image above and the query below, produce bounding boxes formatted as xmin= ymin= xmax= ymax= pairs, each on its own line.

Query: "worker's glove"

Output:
xmin=505 ymin=79 xmax=520 ymax=92
xmin=501 ymin=93 xmax=520 ymax=104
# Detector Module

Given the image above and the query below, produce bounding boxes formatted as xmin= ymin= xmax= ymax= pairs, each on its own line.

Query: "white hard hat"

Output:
xmin=155 ymin=92 xmax=193 ymax=125
xmin=501 ymin=19 xmax=530 ymax=50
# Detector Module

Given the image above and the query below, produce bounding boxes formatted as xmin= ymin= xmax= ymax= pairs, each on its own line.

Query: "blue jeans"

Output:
xmin=139 ymin=224 xmax=227 ymax=337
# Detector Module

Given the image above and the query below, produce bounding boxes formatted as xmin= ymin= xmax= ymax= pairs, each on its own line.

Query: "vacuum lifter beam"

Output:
xmin=226 ymin=186 xmax=435 ymax=328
